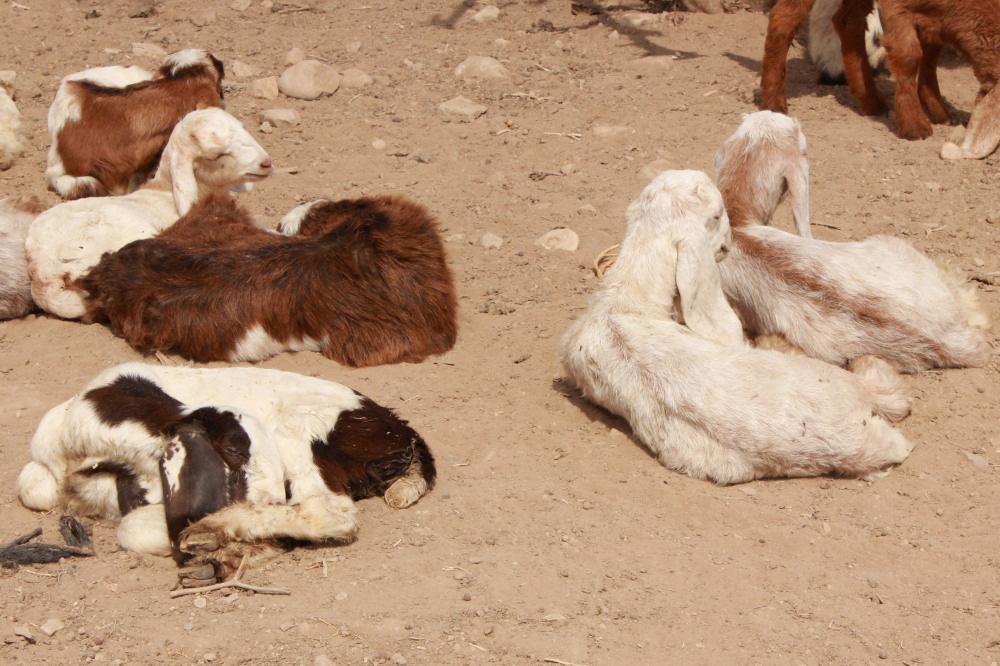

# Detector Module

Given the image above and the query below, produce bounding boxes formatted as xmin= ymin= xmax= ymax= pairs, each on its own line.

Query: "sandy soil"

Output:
xmin=1 ymin=0 xmax=998 ymax=664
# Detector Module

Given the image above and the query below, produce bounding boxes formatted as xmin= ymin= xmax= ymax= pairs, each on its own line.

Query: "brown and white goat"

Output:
xmin=715 ymin=112 xmax=990 ymax=372
xmin=760 ymin=0 xmax=885 ymax=115
xmin=870 ymin=0 xmax=1000 ymax=151
xmin=46 ymin=49 xmax=225 ymax=200
xmin=17 ymin=363 xmax=436 ymax=584
xmin=77 ymin=193 xmax=458 ymax=367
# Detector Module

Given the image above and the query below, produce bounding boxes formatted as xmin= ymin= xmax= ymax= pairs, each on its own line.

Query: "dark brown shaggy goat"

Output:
xmin=77 ymin=192 xmax=458 ymax=366
xmin=47 ymin=49 xmax=225 ymax=200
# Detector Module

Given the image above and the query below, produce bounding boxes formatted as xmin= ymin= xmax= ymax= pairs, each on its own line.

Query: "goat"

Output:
xmin=0 ymin=198 xmax=43 ymax=320
xmin=864 ymin=0 xmax=1000 ymax=150
xmin=714 ymin=111 xmax=990 ymax=371
xmin=809 ymin=0 xmax=885 ymax=84
xmin=27 ymin=107 xmax=272 ymax=320
xmin=77 ymin=192 xmax=458 ymax=367
xmin=16 ymin=363 xmax=436 ymax=584
xmin=0 ymin=85 xmax=23 ymax=170
xmin=760 ymin=0 xmax=886 ymax=115
xmin=560 ymin=170 xmax=914 ymax=485
xmin=46 ymin=49 xmax=225 ymax=200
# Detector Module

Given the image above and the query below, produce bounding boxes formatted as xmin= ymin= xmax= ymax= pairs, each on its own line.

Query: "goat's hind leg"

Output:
xmin=759 ymin=0 xmax=816 ymax=113
xmin=917 ymin=40 xmax=949 ymax=124
xmin=941 ymin=85 xmax=1000 ymax=160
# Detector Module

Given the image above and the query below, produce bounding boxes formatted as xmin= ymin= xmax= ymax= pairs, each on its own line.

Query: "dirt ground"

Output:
xmin=1 ymin=0 xmax=998 ymax=664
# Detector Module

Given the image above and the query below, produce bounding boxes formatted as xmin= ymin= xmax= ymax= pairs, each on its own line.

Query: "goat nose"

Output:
xmin=259 ymin=157 xmax=273 ymax=170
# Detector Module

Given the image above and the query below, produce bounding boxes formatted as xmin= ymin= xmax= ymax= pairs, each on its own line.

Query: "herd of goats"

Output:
xmin=0 ymin=0 xmax=995 ymax=588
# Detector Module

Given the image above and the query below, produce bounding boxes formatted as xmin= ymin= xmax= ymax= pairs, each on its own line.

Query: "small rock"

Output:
xmin=314 ymin=656 xmax=335 ymax=666
xmin=468 ymin=556 xmax=483 ymax=564
xmin=578 ymin=204 xmax=597 ymax=215
xmin=372 ymin=138 xmax=387 ymax=151
xmin=559 ymin=163 xmax=576 ymax=175
xmin=203 ymin=653 xmax=217 ymax=663
xmin=279 ymin=621 xmax=295 ymax=632
xmin=822 ymin=522 xmax=831 ymax=534
xmin=962 ymin=450 xmax=988 ymax=468
xmin=260 ymin=108 xmax=301 ymax=126
xmin=639 ymin=158 xmax=673 ymax=181
xmin=462 ymin=592 xmax=472 ymax=601
xmin=593 ymin=124 xmax=631 ymax=138
xmin=535 ymin=228 xmax=579 ymax=252
xmin=190 ymin=9 xmax=217 ymax=26
xmin=230 ymin=0 xmax=252 ymax=9
xmin=878 ymin=651 xmax=888 ymax=660
xmin=231 ymin=61 xmax=256 ymax=79
xmin=193 ymin=596 xmax=208 ymax=609
xmin=13 ymin=626 xmax=35 ymax=644
xmin=543 ymin=613 xmax=567 ymax=622
xmin=334 ymin=591 xmax=348 ymax=601
xmin=340 ymin=67 xmax=373 ymax=88
xmin=472 ymin=5 xmax=500 ymax=22
xmin=972 ymin=257 xmax=985 ymax=267
xmin=259 ymin=121 xmax=274 ymax=134
xmin=391 ymin=654 xmax=407 ymax=665
xmin=345 ymin=40 xmax=362 ymax=53
xmin=40 ymin=619 xmax=64 ymax=637
xmin=480 ymin=232 xmax=503 ymax=249
xmin=0 ymin=71 xmax=16 ymax=90
xmin=285 ymin=47 xmax=306 ymax=66
xmin=132 ymin=42 xmax=167 ymax=59
xmin=279 ymin=60 xmax=340 ymax=100
xmin=251 ymin=76 xmax=280 ymax=100
xmin=438 ymin=96 xmax=487 ymax=121
xmin=454 ymin=55 xmax=509 ymax=81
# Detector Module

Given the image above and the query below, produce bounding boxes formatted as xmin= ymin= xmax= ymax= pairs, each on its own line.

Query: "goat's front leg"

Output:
xmin=917 ymin=40 xmax=949 ymax=124
xmin=759 ymin=0 xmax=816 ymax=113
xmin=834 ymin=0 xmax=886 ymax=115
xmin=880 ymin=9 xmax=932 ymax=139
xmin=177 ymin=493 xmax=359 ymax=583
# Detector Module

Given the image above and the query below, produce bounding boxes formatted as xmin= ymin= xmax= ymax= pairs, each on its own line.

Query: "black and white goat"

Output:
xmin=17 ymin=363 xmax=435 ymax=583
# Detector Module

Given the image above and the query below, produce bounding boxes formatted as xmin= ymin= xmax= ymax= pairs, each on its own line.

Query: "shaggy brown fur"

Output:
xmin=868 ymin=0 xmax=1000 ymax=143
xmin=760 ymin=0 xmax=884 ymax=115
xmin=55 ymin=56 xmax=224 ymax=199
xmin=77 ymin=192 xmax=458 ymax=367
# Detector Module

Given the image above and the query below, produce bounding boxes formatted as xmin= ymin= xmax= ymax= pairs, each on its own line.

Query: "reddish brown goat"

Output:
xmin=46 ymin=50 xmax=225 ymax=200
xmin=759 ymin=0 xmax=884 ymax=115
xmin=77 ymin=193 xmax=458 ymax=367
xmin=872 ymin=0 xmax=1000 ymax=147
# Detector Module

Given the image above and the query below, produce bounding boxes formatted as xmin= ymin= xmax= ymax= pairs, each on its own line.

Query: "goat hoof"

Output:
xmin=179 ymin=527 xmax=222 ymax=556
xmin=177 ymin=561 xmax=222 ymax=588
xmin=897 ymin=122 xmax=933 ymax=141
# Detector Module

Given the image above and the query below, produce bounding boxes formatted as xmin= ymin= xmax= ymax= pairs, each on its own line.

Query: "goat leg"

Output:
xmin=759 ymin=0 xmax=816 ymax=113
xmin=834 ymin=0 xmax=886 ymax=115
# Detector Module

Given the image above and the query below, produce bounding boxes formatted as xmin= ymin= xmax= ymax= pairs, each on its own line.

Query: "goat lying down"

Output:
xmin=714 ymin=112 xmax=990 ymax=372
xmin=27 ymin=108 xmax=272 ymax=320
xmin=17 ymin=363 xmax=436 ymax=584
xmin=561 ymin=170 xmax=913 ymax=485
xmin=78 ymin=192 xmax=458 ymax=367
xmin=0 ymin=198 xmax=43 ymax=320
xmin=46 ymin=49 xmax=225 ymax=199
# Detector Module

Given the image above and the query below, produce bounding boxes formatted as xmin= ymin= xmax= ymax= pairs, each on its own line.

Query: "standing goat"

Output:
xmin=17 ymin=363 xmax=436 ymax=584
xmin=46 ymin=49 xmax=225 ymax=199
xmin=27 ymin=108 xmax=272 ymax=320
xmin=77 ymin=193 xmax=458 ymax=366
xmin=714 ymin=111 xmax=990 ymax=371
xmin=561 ymin=170 xmax=913 ymax=485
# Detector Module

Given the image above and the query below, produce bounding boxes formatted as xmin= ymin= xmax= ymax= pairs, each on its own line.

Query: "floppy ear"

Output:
xmin=164 ymin=140 xmax=199 ymax=216
xmin=675 ymin=232 xmax=745 ymax=347
xmin=784 ymin=154 xmax=812 ymax=238
xmin=192 ymin=124 xmax=228 ymax=160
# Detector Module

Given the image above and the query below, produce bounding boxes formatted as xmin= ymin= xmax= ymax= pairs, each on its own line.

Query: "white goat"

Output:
xmin=560 ymin=170 xmax=913 ymax=485
xmin=0 ymin=85 xmax=23 ymax=170
xmin=715 ymin=111 xmax=990 ymax=372
xmin=26 ymin=107 xmax=272 ymax=320
xmin=17 ymin=363 xmax=435 ymax=583
xmin=0 ymin=198 xmax=40 ymax=319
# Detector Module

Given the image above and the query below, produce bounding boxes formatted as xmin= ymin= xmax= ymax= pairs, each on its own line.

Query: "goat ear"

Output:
xmin=165 ymin=141 xmax=199 ymax=216
xmin=192 ymin=125 xmax=228 ymax=160
xmin=675 ymin=234 xmax=745 ymax=347
xmin=785 ymin=155 xmax=812 ymax=238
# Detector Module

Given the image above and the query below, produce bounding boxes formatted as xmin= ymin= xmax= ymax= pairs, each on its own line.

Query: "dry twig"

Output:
xmin=169 ymin=556 xmax=290 ymax=598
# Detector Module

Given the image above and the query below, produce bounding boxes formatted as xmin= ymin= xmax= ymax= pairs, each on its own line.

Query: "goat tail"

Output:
xmin=848 ymin=355 xmax=911 ymax=422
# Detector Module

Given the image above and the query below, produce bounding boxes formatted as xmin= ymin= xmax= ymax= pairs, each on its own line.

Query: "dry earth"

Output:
xmin=1 ymin=0 xmax=999 ymax=664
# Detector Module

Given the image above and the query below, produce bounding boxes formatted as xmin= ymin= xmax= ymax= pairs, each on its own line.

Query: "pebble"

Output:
xmin=559 ymin=163 xmax=576 ymax=175
xmin=132 ymin=42 xmax=167 ymax=59
xmin=190 ymin=9 xmax=217 ymax=26
xmin=468 ymin=556 xmax=483 ymax=564
xmin=231 ymin=60 xmax=256 ymax=79
xmin=480 ymin=232 xmax=503 ymax=249
xmin=279 ymin=621 xmax=295 ymax=632
xmin=259 ymin=121 xmax=274 ymax=134
xmin=251 ymin=76 xmax=280 ymax=100
xmin=438 ymin=96 xmax=487 ymax=121
xmin=231 ymin=0 xmax=252 ymax=9
xmin=260 ymin=108 xmax=301 ymax=126
xmin=454 ymin=55 xmax=509 ymax=81
xmin=40 ymin=619 xmax=64 ymax=637
xmin=279 ymin=60 xmax=340 ymax=100
xmin=592 ymin=124 xmax=631 ymax=138
xmin=193 ymin=596 xmax=208 ymax=609
xmin=578 ymin=204 xmax=597 ymax=215
xmin=13 ymin=626 xmax=34 ymax=644
xmin=204 ymin=653 xmax=217 ymax=663
xmin=335 ymin=591 xmax=348 ymax=601
xmin=345 ymin=40 xmax=362 ymax=53
xmin=285 ymin=47 xmax=306 ymax=65
xmin=462 ymin=592 xmax=472 ymax=601
xmin=535 ymin=228 xmax=579 ymax=252
xmin=372 ymin=138 xmax=387 ymax=151
xmin=972 ymin=257 xmax=984 ymax=267
xmin=340 ymin=67 xmax=373 ymax=88
xmin=472 ymin=5 xmax=500 ymax=22
xmin=543 ymin=613 xmax=567 ymax=622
